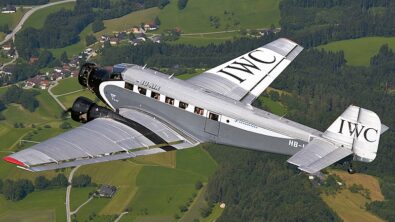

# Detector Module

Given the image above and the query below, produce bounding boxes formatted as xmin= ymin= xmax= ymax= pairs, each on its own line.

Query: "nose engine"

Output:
xmin=78 ymin=63 xmax=111 ymax=96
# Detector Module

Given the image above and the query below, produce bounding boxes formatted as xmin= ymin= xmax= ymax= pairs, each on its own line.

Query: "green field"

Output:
xmin=317 ymin=37 xmax=395 ymax=66
xmin=51 ymin=77 xmax=84 ymax=95
xmin=48 ymin=23 xmax=93 ymax=58
xmin=23 ymin=2 xmax=75 ymax=29
xmin=0 ymin=189 xmax=67 ymax=222
xmin=158 ymin=0 xmax=280 ymax=33
xmin=95 ymin=7 xmax=161 ymax=37
xmin=175 ymin=32 xmax=243 ymax=46
xmin=0 ymin=9 xmax=25 ymax=28
xmin=257 ymin=96 xmax=287 ymax=116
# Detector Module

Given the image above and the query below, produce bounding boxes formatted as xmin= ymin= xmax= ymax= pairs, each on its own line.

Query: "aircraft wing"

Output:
xmin=187 ymin=38 xmax=303 ymax=104
xmin=4 ymin=109 xmax=199 ymax=172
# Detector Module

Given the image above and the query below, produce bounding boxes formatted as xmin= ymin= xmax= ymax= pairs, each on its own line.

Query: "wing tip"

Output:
xmin=3 ymin=156 xmax=26 ymax=167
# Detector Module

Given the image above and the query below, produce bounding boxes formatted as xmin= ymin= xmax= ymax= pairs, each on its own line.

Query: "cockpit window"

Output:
xmin=165 ymin=96 xmax=174 ymax=105
xmin=209 ymin=112 xmax=219 ymax=121
xmin=151 ymin=91 xmax=160 ymax=100
xmin=138 ymin=87 xmax=147 ymax=95
xmin=179 ymin=101 xmax=188 ymax=109
xmin=125 ymin=82 xmax=134 ymax=90
xmin=194 ymin=107 xmax=204 ymax=115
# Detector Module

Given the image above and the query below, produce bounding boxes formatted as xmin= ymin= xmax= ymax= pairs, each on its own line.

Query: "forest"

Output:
xmin=1 ymin=85 xmax=39 ymax=112
xmin=0 ymin=0 xmax=48 ymax=5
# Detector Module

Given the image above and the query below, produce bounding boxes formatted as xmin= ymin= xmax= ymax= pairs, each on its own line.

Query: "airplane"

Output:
xmin=3 ymin=38 xmax=388 ymax=174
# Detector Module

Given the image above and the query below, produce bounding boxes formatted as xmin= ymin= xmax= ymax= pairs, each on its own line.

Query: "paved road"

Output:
xmin=0 ymin=0 xmax=76 ymax=46
xmin=48 ymin=79 xmax=67 ymax=111
xmin=0 ymin=49 xmax=18 ymax=70
xmin=71 ymin=196 xmax=93 ymax=215
xmin=66 ymin=166 xmax=80 ymax=222
xmin=114 ymin=212 xmax=128 ymax=222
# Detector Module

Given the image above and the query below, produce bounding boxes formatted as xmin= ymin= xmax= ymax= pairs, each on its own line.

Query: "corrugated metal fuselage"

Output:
xmin=100 ymin=66 xmax=323 ymax=157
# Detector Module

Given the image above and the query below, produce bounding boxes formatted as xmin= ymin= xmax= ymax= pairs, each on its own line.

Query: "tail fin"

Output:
xmin=287 ymin=105 xmax=386 ymax=174
xmin=323 ymin=105 xmax=383 ymax=162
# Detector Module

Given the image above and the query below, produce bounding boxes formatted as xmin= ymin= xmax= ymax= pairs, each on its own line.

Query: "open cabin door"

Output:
xmin=204 ymin=112 xmax=221 ymax=136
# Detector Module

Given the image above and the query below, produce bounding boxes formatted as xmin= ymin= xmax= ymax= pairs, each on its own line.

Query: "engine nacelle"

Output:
xmin=71 ymin=96 xmax=119 ymax=123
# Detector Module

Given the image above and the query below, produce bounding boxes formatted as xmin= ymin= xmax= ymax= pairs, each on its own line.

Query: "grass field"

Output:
xmin=23 ymin=2 xmax=75 ymax=29
xmin=57 ymin=89 xmax=97 ymax=108
xmin=0 ymin=9 xmax=25 ymax=29
xmin=257 ymin=96 xmax=287 ymax=116
xmin=320 ymin=169 xmax=386 ymax=222
xmin=158 ymin=0 xmax=280 ymax=33
xmin=51 ymin=77 xmax=84 ymax=95
xmin=0 ymin=189 xmax=67 ymax=222
xmin=322 ymin=190 xmax=385 ymax=222
xmin=49 ymin=23 xmax=93 ymax=58
xmin=175 ymin=32 xmax=242 ymax=46
xmin=330 ymin=170 xmax=384 ymax=201
xmin=317 ymin=37 xmax=395 ymax=66
xmin=95 ymin=7 xmax=161 ymax=37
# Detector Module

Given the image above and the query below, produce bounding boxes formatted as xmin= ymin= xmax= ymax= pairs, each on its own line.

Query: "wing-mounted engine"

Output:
xmin=69 ymin=96 xmax=119 ymax=123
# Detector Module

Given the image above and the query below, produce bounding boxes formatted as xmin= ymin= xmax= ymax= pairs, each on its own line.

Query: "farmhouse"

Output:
xmin=1 ymin=5 xmax=16 ymax=14
xmin=97 ymin=185 xmax=117 ymax=198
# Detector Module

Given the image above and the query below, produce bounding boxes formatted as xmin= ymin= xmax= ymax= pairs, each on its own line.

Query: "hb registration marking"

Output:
xmin=289 ymin=140 xmax=305 ymax=148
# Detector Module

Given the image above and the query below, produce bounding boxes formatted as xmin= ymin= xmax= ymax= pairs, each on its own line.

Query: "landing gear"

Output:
xmin=347 ymin=162 xmax=356 ymax=174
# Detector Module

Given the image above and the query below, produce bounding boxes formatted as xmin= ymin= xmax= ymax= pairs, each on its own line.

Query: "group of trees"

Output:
xmin=205 ymin=144 xmax=341 ymax=222
xmin=0 ymin=174 xmax=67 ymax=201
xmin=0 ymin=0 xmax=48 ymax=5
xmin=280 ymin=0 xmax=395 ymax=47
xmin=1 ymin=85 xmax=39 ymax=112
xmin=0 ymin=24 xmax=10 ymax=34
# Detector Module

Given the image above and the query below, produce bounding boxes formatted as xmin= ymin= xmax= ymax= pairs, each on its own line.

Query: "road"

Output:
xmin=70 ymin=196 xmax=93 ymax=215
xmin=48 ymin=79 xmax=67 ymax=111
xmin=66 ymin=166 xmax=80 ymax=222
xmin=0 ymin=49 xmax=18 ymax=70
xmin=0 ymin=0 xmax=76 ymax=46
xmin=114 ymin=212 xmax=128 ymax=222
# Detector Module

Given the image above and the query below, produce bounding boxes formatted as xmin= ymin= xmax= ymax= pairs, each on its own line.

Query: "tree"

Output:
xmin=37 ymin=50 xmax=55 ymax=68
xmin=92 ymin=19 xmax=105 ymax=33
xmin=85 ymin=34 xmax=97 ymax=46
xmin=51 ymin=174 xmax=68 ymax=187
xmin=59 ymin=122 xmax=72 ymax=129
xmin=72 ymin=174 xmax=91 ymax=187
xmin=34 ymin=176 xmax=50 ymax=190
xmin=177 ymin=0 xmax=188 ymax=10
xmin=154 ymin=16 xmax=161 ymax=26
xmin=195 ymin=181 xmax=203 ymax=190
xmin=60 ymin=51 xmax=69 ymax=63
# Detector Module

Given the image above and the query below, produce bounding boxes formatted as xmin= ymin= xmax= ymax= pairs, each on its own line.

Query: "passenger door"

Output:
xmin=204 ymin=112 xmax=220 ymax=136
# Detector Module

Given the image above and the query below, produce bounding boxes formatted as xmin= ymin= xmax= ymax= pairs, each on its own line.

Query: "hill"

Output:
xmin=317 ymin=37 xmax=395 ymax=66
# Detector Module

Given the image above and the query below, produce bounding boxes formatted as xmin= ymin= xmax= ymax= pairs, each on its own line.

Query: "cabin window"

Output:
xmin=194 ymin=107 xmax=204 ymax=115
xmin=151 ymin=91 xmax=160 ymax=100
xmin=179 ymin=101 xmax=188 ymax=109
xmin=138 ymin=87 xmax=147 ymax=95
xmin=209 ymin=112 xmax=219 ymax=121
xmin=165 ymin=96 xmax=174 ymax=105
xmin=125 ymin=82 xmax=134 ymax=90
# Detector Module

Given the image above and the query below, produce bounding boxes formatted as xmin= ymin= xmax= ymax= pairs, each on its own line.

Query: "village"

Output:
xmin=0 ymin=16 xmax=165 ymax=89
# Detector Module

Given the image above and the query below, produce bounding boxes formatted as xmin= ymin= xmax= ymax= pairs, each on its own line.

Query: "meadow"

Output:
xmin=157 ymin=0 xmax=280 ymax=33
xmin=317 ymin=37 xmax=395 ymax=66
xmin=23 ymin=2 xmax=75 ymax=29
xmin=321 ymin=170 xmax=386 ymax=222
